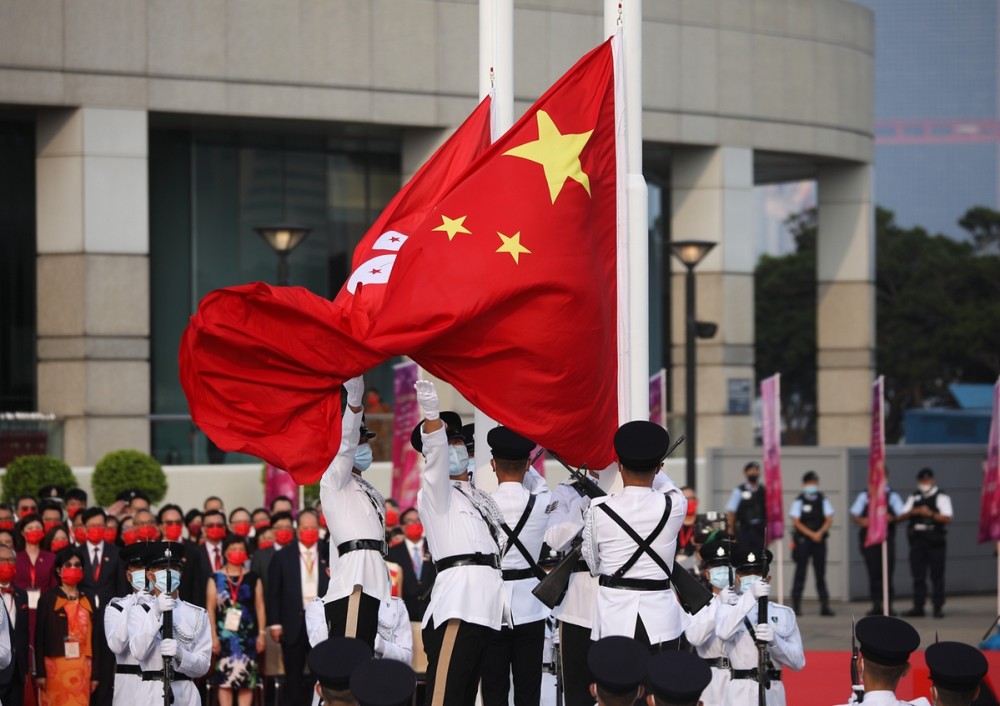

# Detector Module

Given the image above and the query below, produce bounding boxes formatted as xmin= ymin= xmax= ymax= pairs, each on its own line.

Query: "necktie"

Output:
xmin=93 ymin=548 xmax=101 ymax=580
xmin=214 ymin=546 xmax=222 ymax=571
xmin=412 ymin=544 xmax=422 ymax=580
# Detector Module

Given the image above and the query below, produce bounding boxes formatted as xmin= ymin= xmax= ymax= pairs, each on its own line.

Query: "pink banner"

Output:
xmin=264 ymin=463 xmax=300 ymax=514
xmin=978 ymin=378 xmax=1000 ymax=543
xmin=649 ymin=370 xmax=666 ymax=427
xmin=391 ymin=361 xmax=421 ymax=510
xmin=865 ymin=376 xmax=888 ymax=548
xmin=761 ymin=374 xmax=784 ymax=540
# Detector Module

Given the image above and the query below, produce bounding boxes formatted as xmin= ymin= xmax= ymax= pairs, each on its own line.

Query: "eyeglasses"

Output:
xmin=162 ymin=520 xmax=184 ymax=527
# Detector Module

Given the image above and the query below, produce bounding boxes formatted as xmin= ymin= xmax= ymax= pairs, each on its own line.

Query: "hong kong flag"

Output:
xmin=180 ymin=35 xmax=623 ymax=483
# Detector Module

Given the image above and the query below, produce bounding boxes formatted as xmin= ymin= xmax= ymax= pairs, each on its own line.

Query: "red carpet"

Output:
xmin=788 ymin=651 xmax=1000 ymax=704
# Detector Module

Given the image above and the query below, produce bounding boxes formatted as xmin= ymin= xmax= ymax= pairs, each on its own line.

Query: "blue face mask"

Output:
xmin=153 ymin=569 xmax=181 ymax=595
xmin=449 ymin=445 xmax=470 ymax=476
xmin=354 ymin=444 xmax=373 ymax=472
xmin=738 ymin=574 xmax=761 ymax=595
xmin=804 ymin=484 xmax=818 ymax=495
xmin=708 ymin=566 xmax=730 ymax=590
xmin=130 ymin=569 xmax=148 ymax=593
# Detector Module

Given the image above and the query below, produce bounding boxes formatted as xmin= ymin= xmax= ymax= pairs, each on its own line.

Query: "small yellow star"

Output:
xmin=496 ymin=231 xmax=531 ymax=264
xmin=432 ymin=214 xmax=472 ymax=241
xmin=503 ymin=110 xmax=593 ymax=204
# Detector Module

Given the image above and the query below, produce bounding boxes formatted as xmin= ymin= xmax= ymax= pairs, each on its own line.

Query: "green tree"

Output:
xmin=958 ymin=205 xmax=1000 ymax=255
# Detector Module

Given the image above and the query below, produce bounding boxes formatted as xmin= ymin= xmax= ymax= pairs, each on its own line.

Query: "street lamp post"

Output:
xmin=254 ymin=225 xmax=313 ymax=286
xmin=669 ymin=240 xmax=716 ymax=490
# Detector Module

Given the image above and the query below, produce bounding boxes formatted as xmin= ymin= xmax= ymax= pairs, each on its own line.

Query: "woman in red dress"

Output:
xmin=14 ymin=514 xmax=56 ymax=706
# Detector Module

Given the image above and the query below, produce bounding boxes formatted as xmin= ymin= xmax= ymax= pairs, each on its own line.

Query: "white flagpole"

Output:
xmin=473 ymin=0 xmax=512 ymax=493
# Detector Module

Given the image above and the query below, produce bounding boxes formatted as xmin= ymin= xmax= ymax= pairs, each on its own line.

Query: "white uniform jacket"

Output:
xmin=493 ymin=479 xmax=551 ymax=626
xmin=127 ymin=598 xmax=212 ymax=706
xmin=684 ymin=593 xmax=731 ymax=706
xmin=833 ymin=692 xmax=931 ymax=706
xmin=320 ymin=407 xmax=391 ymax=604
xmin=106 ymin=590 xmax=152 ymax=705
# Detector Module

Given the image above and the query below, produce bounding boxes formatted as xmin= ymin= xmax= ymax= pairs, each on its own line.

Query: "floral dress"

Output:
xmin=211 ymin=570 xmax=259 ymax=689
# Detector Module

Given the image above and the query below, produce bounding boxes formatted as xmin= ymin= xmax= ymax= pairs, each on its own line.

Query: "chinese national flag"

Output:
xmin=180 ymin=35 xmax=622 ymax=483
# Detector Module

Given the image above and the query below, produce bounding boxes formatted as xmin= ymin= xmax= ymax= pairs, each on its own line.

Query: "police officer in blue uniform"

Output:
xmin=900 ymin=468 xmax=953 ymax=618
xmin=726 ymin=462 xmax=766 ymax=548
xmin=789 ymin=470 xmax=835 ymax=617
xmin=849 ymin=470 xmax=905 ymax=616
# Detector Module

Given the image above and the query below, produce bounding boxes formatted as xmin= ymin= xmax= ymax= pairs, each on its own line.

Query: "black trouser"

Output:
xmin=860 ymin=534 xmax=896 ymax=608
xmin=791 ymin=536 xmax=829 ymax=604
xmin=910 ymin=536 xmax=946 ymax=610
xmin=559 ymin=621 xmax=594 ymax=706
xmin=324 ymin=591 xmax=380 ymax=650
xmin=480 ymin=619 xmax=545 ymax=706
xmin=90 ymin=606 xmax=114 ymax=706
xmin=280 ymin=627 xmax=313 ymax=706
xmin=0 ymin=677 xmax=24 ymax=706
xmin=422 ymin=618 xmax=495 ymax=706
xmin=634 ymin=616 xmax=681 ymax=653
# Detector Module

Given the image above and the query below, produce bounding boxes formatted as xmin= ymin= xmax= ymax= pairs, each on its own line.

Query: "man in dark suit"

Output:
xmin=386 ymin=507 xmax=436 ymax=623
xmin=78 ymin=507 xmax=127 ymax=706
xmin=183 ymin=508 xmax=229 ymax=609
xmin=267 ymin=509 xmax=329 ymax=706
xmin=0 ymin=544 xmax=28 ymax=706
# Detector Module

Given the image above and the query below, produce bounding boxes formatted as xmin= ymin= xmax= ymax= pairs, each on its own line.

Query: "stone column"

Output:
xmin=35 ymin=108 xmax=150 ymax=465
xmin=670 ymin=146 xmax=756 ymax=457
xmin=816 ymin=164 xmax=875 ymax=445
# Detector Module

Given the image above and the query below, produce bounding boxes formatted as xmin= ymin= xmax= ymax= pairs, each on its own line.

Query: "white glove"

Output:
xmin=754 ymin=623 xmax=774 ymax=644
xmin=160 ymin=638 xmax=178 ymax=657
xmin=154 ymin=593 xmax=175 ymax=615
xmin=414 ymin=380 xmax=440 ymax=420
xmin=751 ymin=579 xmax=771 ymax=600
xmin=571 ymin=494 xmax=591 ymax=517
xmin=343 ymin=376 xmax=365 ymax=408
xmin=718 ymin=587 xmax=738 ymax=606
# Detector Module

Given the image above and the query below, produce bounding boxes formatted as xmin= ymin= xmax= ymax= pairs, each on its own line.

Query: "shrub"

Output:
xmin=1 ymin=455 xmax=77 ymax=504
xmin=93 ymin=449 xmax=167 ymax=507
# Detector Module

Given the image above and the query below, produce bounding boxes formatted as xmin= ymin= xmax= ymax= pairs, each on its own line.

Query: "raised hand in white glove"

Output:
xmin=718 ymin=587 xmax=738 ymax=606
xmin=154 ymin=593 xmax=175 ymax=615
xmin=160 ymin=638 xmax=178 ymax=657
xmin=750 ymin=578 xmax=771 ymax=600
xmin=414 ymin=380 xmax=440 ymax=420
xmin=754 ymin=623 xmax=774 ymax=644
xmin=343 ymin=376 xmax=365 ymax=409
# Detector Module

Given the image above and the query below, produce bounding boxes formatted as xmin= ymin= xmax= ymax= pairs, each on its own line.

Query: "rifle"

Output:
xmin=851 ymin=614 xmax=864 ymax=703
xmin=162 ymin=547 xmax=174 ymax=706
xmin=756 ymin=529 xmax=770 ymax=706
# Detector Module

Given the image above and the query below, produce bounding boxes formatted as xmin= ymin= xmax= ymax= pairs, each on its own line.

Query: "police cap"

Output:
xmin=461 ymin=423 xmax=475 ymax=454
xmin=613 ymin=421 xmax=670 ymax=473
xmin=646 ymin=650 xmax=712 ymax=704
xmin=699 ymin=538 xmax=736 ymax=567
xmin=119 ymin=542 xmax=149 ymax=568
xmin=587 ymin=636 xmax=649 ymax=694
xmin=487 ymin=426 xmax=535 ymax=461
xmin=307 ymin=637 xmax=372 ymax=691
xmin=37 ymin=485 xmax=64 ymax=502
xmin=925 ymin=641 xmax=988 ymax=692
xmin=732 ymin=546 xmax=773 ymax=573
xmin=359 ymin=413 xmax=377 ymax=442
xmin=855 ymin=616 xmax=920 ymax=666
xmin=350 ymin=658 xmax=417 ymax=706
xmin=410 ymin=411 xmax=464 ymax=453
xmin=916 ymin=467 xmax=935 ymax=480
xmin=144 ymin=542 xmax=184 ymax=572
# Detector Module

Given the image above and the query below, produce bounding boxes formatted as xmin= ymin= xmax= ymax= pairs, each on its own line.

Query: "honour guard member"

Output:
xmin=900 ymin=468 xmax=953 ymax=618
xmin=413 ymin=380 xmax=507 ymax=706
xmin=726 ymin=462 xmax=766 ymax=547
xmin=645 ymin=649 xmax=713 ymax=706
xmin=320 ymin=375 xmax=391 ymax=645
xmin=789 ymin=471 xmax=835 ymax=617
xmin=714 ymin=547 xmax=804 ymax=706
xmin=583 ymin=421 xmax=687 ymax=651
xmin=480 ymin=426 xmax=551 ymax=706
xmin=305 ymin=592 xmax=413 ymax=664
xmin=834 ymin=615 xmax=929 ymax=706
xmin=128 ymin=541 xmax=211 ymax=705
xmin=684 ymin=538 xmax=738 ymax=706
xmin=586 ymin=636 xmax=648 ymax=706
xmin=307 ymin=637 xmax=372 ymax=706
xmin=850 ymin=469 xmax=905 ymax=616
xmin=105 ymin=543 xmax=152 ymax=705
xmin=924 ymin=641 xmax=989 ymax=706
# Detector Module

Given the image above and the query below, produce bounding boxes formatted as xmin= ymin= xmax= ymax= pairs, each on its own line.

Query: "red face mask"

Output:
xmin=257 ymin=540 xmax=274 ymax=550
xmin=67 ymin=506 xmax=81 ymax=520
xmin=136 ymin=525 xmax=159 ymax=542
xmin=226 ymin=550 xmax=249 ymax=566
xmin=163 ymin=524 xmax=183 ymax=542
xmin=104 ymin=528 xmax=118 ymax=544
xmin=50 ymin=539 xmax=70 ymax=553
xmin=385 ymin=510 xmax=399 ymax=527
xmin=231 ymin=522 xmax=251 ymax=537
xmin=44 ymin=521 xmax=61 ymax=533
xmin=403 ymin=522 xmax=424 ymax=543
xmin=0 ymin=563 xmax=15 ymax=583
xmin=685 ymin=498 xmax=698 ymax=518
xmin=61 ymin=566 xmax=84 ymax=586
xmin=74 ymin=527 xmax=88 ymax=543
xmin=205 ymin=526 xmax=227 ymax=542
xmin=0 ymin=520 xmax=13 ymax=531
xmin=274 ymin=529 xmax=294 ymax=546
xmin=24 ymin=528 xmax=44 ymax=545
xmin=87 ymin=526 xmax=105 ymax=545
xmin=187 ymin=524 xmax=202 ymax=539
xmin=122 ymin=528 xmax=138 ymax=545
xmin=254 ymin=520 xmax=270 ymax=532
xmin=298 ymin=528 xmax=320 ymax=548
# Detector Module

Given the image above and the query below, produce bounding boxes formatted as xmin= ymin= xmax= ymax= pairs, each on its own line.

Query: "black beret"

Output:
xmin=614 ymin=421 xmax=670 ymax=472
xmin=487 ymin=426 xmax=535 ymax=461
xmin=350 ymin=658 xmax=417 ymax=706
xmin=925 ymin=641 xmax=988 ymax=691
xmin=646 ymin=650 xmax=712 ymax=703
xmin=587 ymin=636 xmax=649 ymax=694
xmin=732 ymin=546 xmax=772 ymax=573
xmin=145 ymin=542 xmax=185 ymax=571
xmin=119 ymin=542 xmax=149 ymax=568
xmin=410 ymin=411 xmax=464 ymax=452
xmin=917 ymin=467 xmax=935 ymax=480
xmin=699 ymin=538 xmax=736 ymax=567
xmin=856 ymin=616 xmax=920 ymax=666
xmin=802 ymin=470 xmax=818 ymax=483
xmin=307 ymin=637 xmax=372 ymax=691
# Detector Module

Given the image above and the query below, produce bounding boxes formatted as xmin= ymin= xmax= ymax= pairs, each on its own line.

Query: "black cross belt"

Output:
xmin=336 ymin=539 xmax=388 ymax=557
xmin=116 ymin=664 xmax=141 ymax=675
xmin=703 ymin=656 xmax=731 ymax=669
xmin=502 ymin=568 xmax=538 ymax=581
xmin=142 ymin=671 xmax=192 ymax=682
xmin=598 ymin=575 xmax=670 ymax=591
xmin=435 ymin=553 xmax=500 ymax=572
xmin=732 ymin=668 xmax=782 ymax=682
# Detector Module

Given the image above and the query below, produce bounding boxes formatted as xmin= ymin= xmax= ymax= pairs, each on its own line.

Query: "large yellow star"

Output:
xmin=503 ymin=111 xmax=593 ymax=203
xmin=496 ymin=231 xmax=531 ymax=264
xmin=432 ymin=214 xmax=472 ymax=241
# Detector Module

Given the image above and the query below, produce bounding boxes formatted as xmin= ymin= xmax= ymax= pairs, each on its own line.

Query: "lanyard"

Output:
xmin=29 ymin=563 xmax=36 ymax=589
xmin=679 ymin=525 xmax=694 ymax=548
xmin=64 ymin=598 xmax=80 ymax=636
xmin=225 ymin=571 xmax=245 ymax=603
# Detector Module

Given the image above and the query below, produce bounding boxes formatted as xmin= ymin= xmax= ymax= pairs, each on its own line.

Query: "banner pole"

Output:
xmin=881 ymin=540 xmax=889 ymax=616
xmin=776 ymin=538 xmax=784 ymax=605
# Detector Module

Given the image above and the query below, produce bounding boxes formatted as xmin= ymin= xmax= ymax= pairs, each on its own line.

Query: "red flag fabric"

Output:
xmin=180 ymin=37 xmax=622 ymax=483
xmin=865 ymin=376 xmax=888 ymax=548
